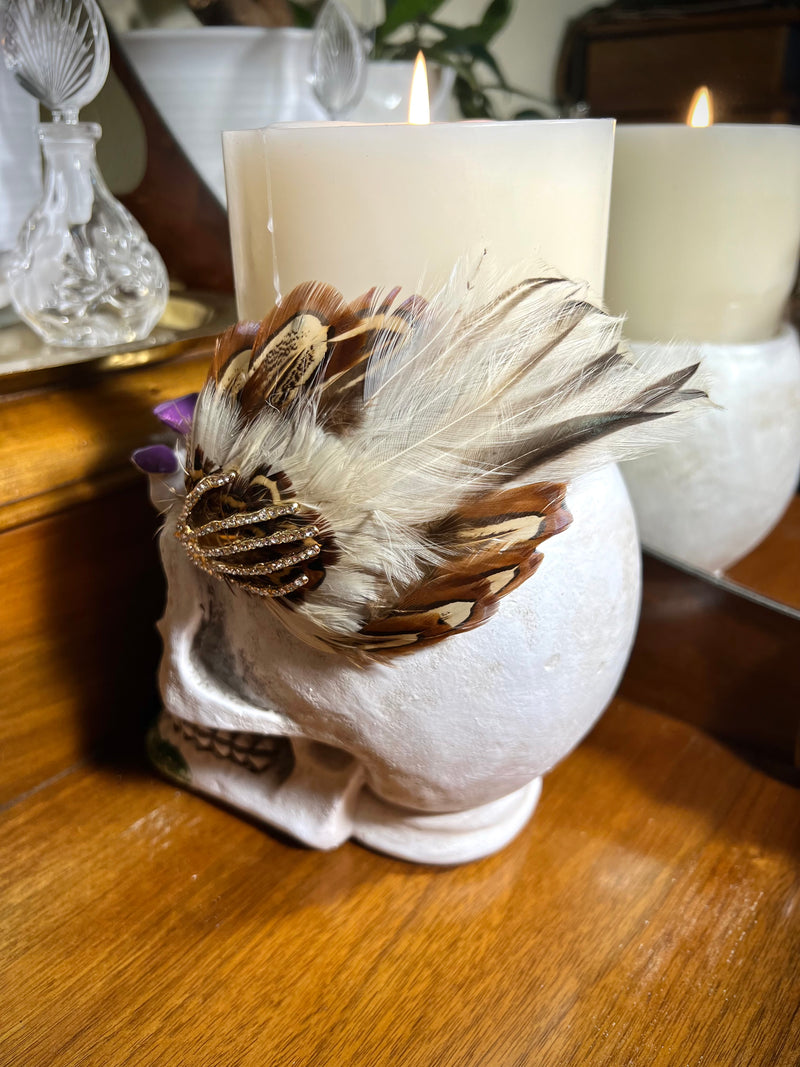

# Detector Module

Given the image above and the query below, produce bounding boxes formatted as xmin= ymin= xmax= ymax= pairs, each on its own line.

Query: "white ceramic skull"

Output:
xmin=148 ymin=464 xmax=641 ymax=864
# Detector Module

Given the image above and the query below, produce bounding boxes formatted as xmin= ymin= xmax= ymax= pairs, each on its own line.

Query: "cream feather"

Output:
xmin=169 ymin=257 xmax=707 ymax=656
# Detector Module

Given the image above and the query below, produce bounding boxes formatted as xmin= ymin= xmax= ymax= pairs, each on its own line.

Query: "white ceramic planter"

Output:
xmin=621 ymin=326 xmax=800 ymax=573
xmin=121 ymin=28 xmax=325 ymax=203
xmin=149 ymin=464 xmax=641 ymax=864
xmin=121 ymin=29 xmax=455 ymax=204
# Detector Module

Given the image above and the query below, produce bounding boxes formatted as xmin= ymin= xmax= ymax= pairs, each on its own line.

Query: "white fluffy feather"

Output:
xmin=185 ymin=256 xmax=707 ymax=643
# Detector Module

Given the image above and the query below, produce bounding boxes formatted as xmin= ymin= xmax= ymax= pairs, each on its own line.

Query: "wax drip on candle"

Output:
xmin=263 ymin=143 xmax=282 ymax=306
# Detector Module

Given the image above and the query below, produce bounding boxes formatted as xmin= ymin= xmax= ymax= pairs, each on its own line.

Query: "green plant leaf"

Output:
xmin=477 ymin=0 xmax=512 ymax=42
xmin=377 ymin=0 xmax=449 ymax=43
xmin=288 ymin=1 xmax=316 ymax=28
xmin=147 ymin=727 xmax=190 ymax=784
xmin=371 ymin=0 xmax=516 ymax=119
xmin=465 ymin=42 xmax=511 ymax=89
xmin=425 ymin=0 xmax=511 ymax=47
xmin=424 ymin=21 xmax=486 ymax=47
xmin=514 ymin=107 xmax=548 ymax=120
xmin=454 ymin=73 xmax=496 ymax=119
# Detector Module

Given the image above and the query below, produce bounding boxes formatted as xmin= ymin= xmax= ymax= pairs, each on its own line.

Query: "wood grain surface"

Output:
xmin=622 ymin=554 xmax=800 ymax=772
xmin=0 ymin=348 xmax=210 ymax=802
xmin=558 ymin=7 xmax=800 ymax=125
xmin=727 ymin=493 xmax=800 ymax=611
xmin=0 ymin=486 xmax=164 ymax=804
xmin=621 ymin=494 xmax=800 ymax=771
xmin=0 ymin=351 xmax=208 ymax=529
xmin=1 ymin=699 xmax=798 ymax=1067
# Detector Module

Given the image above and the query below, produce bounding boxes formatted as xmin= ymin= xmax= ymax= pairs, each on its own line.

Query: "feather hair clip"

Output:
xmin=141 ymin=259 xmax=706 ymax=661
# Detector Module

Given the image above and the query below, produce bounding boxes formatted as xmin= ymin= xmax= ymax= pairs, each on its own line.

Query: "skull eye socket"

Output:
xmin=306 ymin=741 xmax=356 ymax=771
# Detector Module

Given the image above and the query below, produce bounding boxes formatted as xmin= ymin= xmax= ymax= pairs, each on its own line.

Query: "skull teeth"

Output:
xmin=247 ymin=754 xmax=274 ymax=772
xmin=168 ymin=714 xmax=286 ymax=774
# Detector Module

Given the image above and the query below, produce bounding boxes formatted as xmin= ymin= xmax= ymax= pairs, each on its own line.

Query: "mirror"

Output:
xmin=722 ymin=494 xmax=800 ymax=614
xmin=556 ymin=2 xmax=800 ymax=630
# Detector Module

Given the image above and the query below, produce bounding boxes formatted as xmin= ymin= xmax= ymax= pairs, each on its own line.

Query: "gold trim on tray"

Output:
xmin=0 ymin=290 xmax=235 ymax=395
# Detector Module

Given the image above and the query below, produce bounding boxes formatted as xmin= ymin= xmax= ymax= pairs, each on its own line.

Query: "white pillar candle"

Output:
xmin=605 ymin=124 xmax=800 ymax=343
xmin=223 ymin=119 xmax=614 ymax=320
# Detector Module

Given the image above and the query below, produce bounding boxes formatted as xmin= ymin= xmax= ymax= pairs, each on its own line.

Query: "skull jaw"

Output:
xmin=150 ymin=709 xmax=541 ymax=863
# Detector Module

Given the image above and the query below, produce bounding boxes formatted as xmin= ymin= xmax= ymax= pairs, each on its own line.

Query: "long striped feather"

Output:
xmin=169 ymin=260 xmax=706 ymax=660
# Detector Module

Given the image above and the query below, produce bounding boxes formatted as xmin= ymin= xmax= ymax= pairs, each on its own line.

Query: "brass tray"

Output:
xmin=0 ymin=290 xmax=236 ymax=394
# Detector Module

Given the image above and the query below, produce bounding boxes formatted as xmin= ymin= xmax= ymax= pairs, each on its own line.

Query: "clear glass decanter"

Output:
xmin=8 ymin=121 xmax=168 ymax=347
xmin=1 ymin=0 xmax=168 ymax=347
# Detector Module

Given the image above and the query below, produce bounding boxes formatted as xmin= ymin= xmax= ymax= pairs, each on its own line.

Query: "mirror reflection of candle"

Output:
xmin=607 ymin=82 xmax=800 ymax=575
xmin=408 ymin=51 xmax=430 ymax=125
xmin=606 ymin=97 xmax=800 ymax=343
xmin=687 ymin=86 xmax=713 ymax=128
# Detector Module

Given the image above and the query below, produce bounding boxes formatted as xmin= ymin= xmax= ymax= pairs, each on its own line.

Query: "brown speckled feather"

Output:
xmin=318 ymin=290 xmax=428 ymax=433
xmin=358 ymin=483 xmax=570 ymax=653
xmin=182 ymin=284 xmax=429 ymax=605
xmin=167 ymin=267 xmax=705 ymax=660
xmin=238 ymin=282 xmax=348 ymax=416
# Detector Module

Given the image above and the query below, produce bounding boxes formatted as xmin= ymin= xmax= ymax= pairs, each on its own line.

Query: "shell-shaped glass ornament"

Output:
xmin=310 ymin=0 xmax=368 ymax=120
xmin=1 ymin=0 xmax=109 ymax=123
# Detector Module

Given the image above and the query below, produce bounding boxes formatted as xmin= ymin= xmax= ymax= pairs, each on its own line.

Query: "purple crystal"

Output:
xmin=132 ymin=444 xmax=179 ymax=474
xmin=153 ymin=393 xmax=198 ymax=435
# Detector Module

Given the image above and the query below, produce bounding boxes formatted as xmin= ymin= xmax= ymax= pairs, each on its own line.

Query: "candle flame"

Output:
xmin=687 ymin=86 xmax=713 ymax=127
xmin=408 ymin=51 xmax=430 ymax=125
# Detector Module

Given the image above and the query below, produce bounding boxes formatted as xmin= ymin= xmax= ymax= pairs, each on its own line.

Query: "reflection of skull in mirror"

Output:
xmin=148 ymin=464 xmax=640 ymax=865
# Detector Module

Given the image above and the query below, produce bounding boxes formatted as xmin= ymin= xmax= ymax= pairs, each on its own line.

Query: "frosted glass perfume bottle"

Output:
xmin=1 ymin=0 xmax=168 ymax=347
xmin=9 ymin=121 xmax=168 ymax=346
